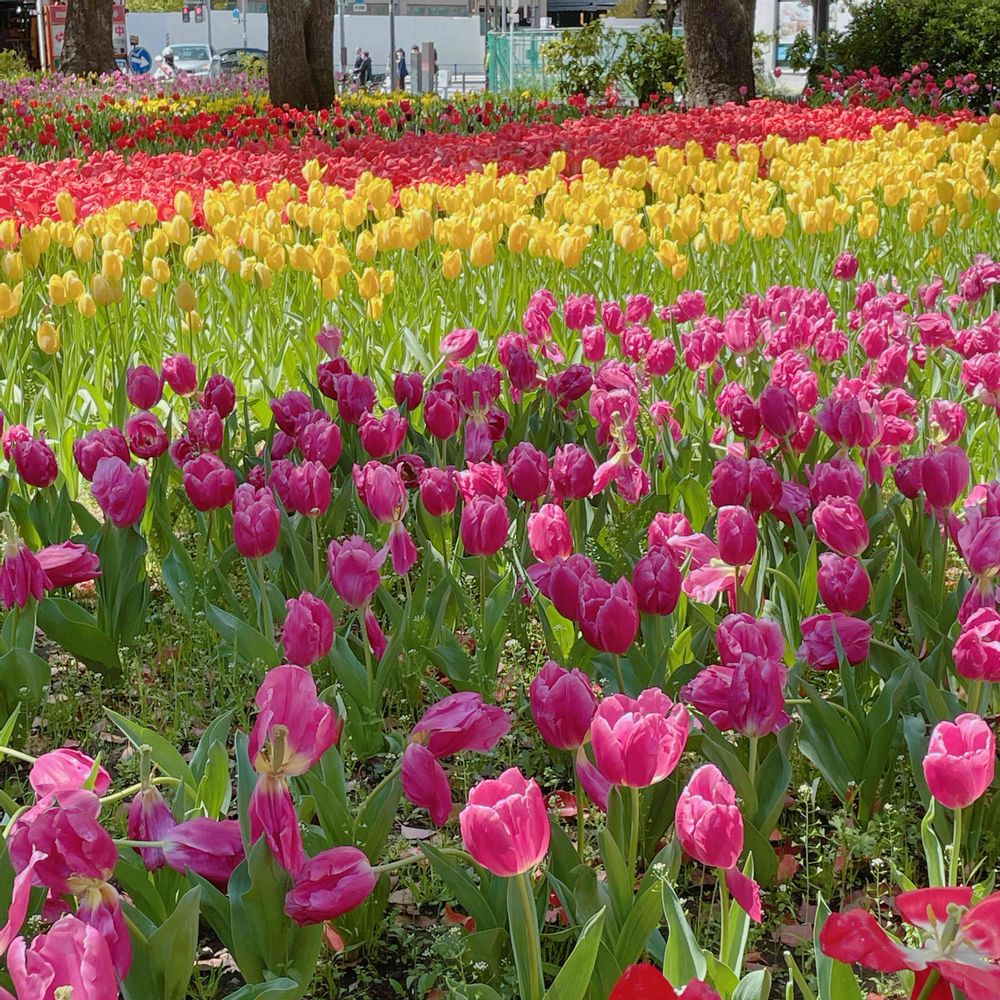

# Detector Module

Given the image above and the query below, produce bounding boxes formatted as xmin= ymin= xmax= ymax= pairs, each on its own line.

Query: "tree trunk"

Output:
xmin=268 ymin=0 xmax=336 ymax=109
xmin=660 ymin=0 xmax=678 ymax=31
xmin=680 ymin=0 xmax=756 ymax=106
xmin=60 ymin=0 xmax=116 ymax=75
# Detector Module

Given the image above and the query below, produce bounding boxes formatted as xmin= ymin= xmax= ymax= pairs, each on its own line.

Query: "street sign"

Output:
xmin=129 ymin=46 xmax=152 ymax=74
xmin=232 ymin=6 xmax=240 ymax=19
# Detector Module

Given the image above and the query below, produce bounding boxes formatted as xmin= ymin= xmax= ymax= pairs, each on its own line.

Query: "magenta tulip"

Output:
xmin=953 ymin=608 xmax=1000 ymax=681
xmin=13 ymin=437 xmax=58 ymax=487
xmin=922 ymin=446 xmax=971 ymax=510
xmin=354 ymin=461 xmax=407 ymax=523
xmin=286 ymin=460 xmax=332 ymax=518
xmin=163 ymin=818 xmax=244 ymax=886
xmin=529 ymin=661 xmax=598 ymax=750
xmin=126 ymin=364 xmax=163 ymax=409
xmin=359 ymin=409 xmax=408 ymax=459
xmin=578 ymin=574 xmax=639 ymax=654
xmin=127 ymin=785 xmax=175 ymax=871
xmin=717 ymin=506 xmax=757 ymax=566
xmin=817 ymin=553 xmax=871 ymax=613
xmin=269 ymin=390 xmax=312 ymax=434
xmin=335 ymin=373 xmax=377 ymax=425
xmin=298 ymin=413 xmax=343 ymax=469
xmin=759 ymin=384 xmax=798 ymax=439
xmin=675 ymin=763 xmax=744 ymax=869
xmin=424 ymin=388 xmax=461 ymax=440
xmin=394 ymin=371 xmax=425 ymax=410
xmin=727 ymin=654 xmax=788 ymax=737
xmin=124 ymin=410 xmax=169 ymax=459
xmin=440 ymin=327 xmax=479 ymax=361
xmin=188 ymin=407 xmax=223 ymax=453
xmin=418 ymin=466 xmax=457 ymax=516
xmin=460 ymin=767 xmax=550 ymax=877
xmin=813 ymin=496 xmax=870 ymax=556
xmin=327 ymin=535 xmax=386 ymax=608
xmin=182 ymin=453 xmax=236 ymax=511
xmin=894 ymin=458 xmax=924 ymax=499
xmin=285 ymin=847 xmax=378 ymax=925
xmin=201 ymin=373 xmax=236 ymax=417
xmin=402 ymin=742 xmax=453 ymax=826
xmin=29 ymin=748 xmax=110 ymax=798
xmin=281 ymin=592 xmax=334 ymax=667
xmin=923 ymin=714 xmax=996 ymax=810
xmin=798 ymin=613 xmax=872 ymax=669
xmin=162 ymin=353 xmax=197 ymax=396
xmin=249 ymin=773 xmax=305 ymax=874
xmin=91 ymin=456 xmax=148 ymax=528
xmin=507 ymin=442 xmax=550 ymax=502
xmin=633 ymin=547 xmax=682 ymax=616
xmin=461 ymin=494 xmax=509 ymax=556
xmin=412 ymin=691 xmax=510 ymax=758
xmin=832 ymin=252 xmax=859 ymax=280
xmin=36 ymin=542 xmax=100 ymax=588
xmin=591 ymin=689 xmax=689 ymax=787
xmin=0 ymin=532 xmax=50 ymax=610
xmin=716 ymin=613 xmax=786 ymax=665
xmin=551 ymin=443 xmax=596 ymax=502
xmin=232 ymin=484 xmax=281 ymax=558
xmin=73 ymin=428 xmax=130 ymax=482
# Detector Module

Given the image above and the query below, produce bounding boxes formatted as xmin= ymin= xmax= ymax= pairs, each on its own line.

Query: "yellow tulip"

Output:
xmin=380 ymin=270 xmax=396 ymax=295
xmin=139 ymin=275 xmax=157 ymax=299
xmin=442 ymin=250 xmax=462 ymax=280
xmin=151 ymin=256 xmax=171 ymax=284
xmin=56 ymin=190 xmax=76 ymax=222
xmin=36 ymin=320 xmax=59 ymax=354
xmin=174 ymin=190 xmax=194 ymax=221
xmin=72 ymin=234 xmax=93 ymax=264
xmin=469 ymin=234 xmax=494 ymax=268
xmin=48 ymin=273 xmax=68 ymax=307
xmin=176 ymin=280 xmax=197 ymax=313
xmin=77 ymin=292 xmax=97 ymax=319
xmin=3 ymin=252 xmax=22 ymax=282
xmin=357 ymin=267 xmax=380 ymax=300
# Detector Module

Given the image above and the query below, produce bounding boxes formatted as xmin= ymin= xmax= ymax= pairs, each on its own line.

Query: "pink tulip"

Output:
xmin=412 ymin=691 xmax=509 ymax=758
xmin=162 ymin=353 xmax=197 ymax=396
xmin=798 ymin=613 xmax=872 ymax=669
xmin=418 ymin=466 xmax=457 ymax=516
xmin=759 ymin=384 xmax=798 ymax=439
xmin=551 ymin=444 xmax=596 ymax=502
xmin=35 ymin=542 xmax=100 ymax=588
xmin=582 ymin=324 xmax=607 ymax=362
xmin=930 ymin=400 xmax=968 ymax=445
xmin=298 ymin=413 xmax=343 ymax=468
xmin=716 ymin=506 xmax=757 ymax=567
xmin=460 ymin=494 xmax=509 ymax=556
xmin=923 ymin=713 xmax=996 ymax=810
xmin=578 ymin=574 xmax=639 ymax=654
xmin=402 ymin=742 xmax=453 ymax=826
xmin=316 ymin=324 xmax=343 ymax=358
xmin=188 ymin=408 xmax=224 ymax=453
xmin=812 ymin=496 xmax=869 ymax=556
xmin=249 ymin=664 xmax=341 ymax=776
xmin=1 ymin=423 xmax=29 ymax=460
xmin=424 ymin=388 xmax=461 ymax=439
xmin=232 ymin=484 xmax=281 ymax=558
xmin=327 ymin=535 xmax=386 ymax=607
xmin=127 ymin=785 xmax=175 ymax=870
xmin=529 ymin=661 xmax=598 ymax=750
xmin=675 ymin=763 xmax=743 ymax=869
xmin=30 ymin=749 xmax=110 ymax=798
xmin=817 ymin=553 xmax=871 ymax=613
xmin=460 ymin=767 xmax=550 ymax=877
xmin=716 ymin=613 xmax=785 ymax=665
xmin=353 ymin=461 xmax=406 ymax=523
xmin=6 ymin=914 xmax=117 ymax=1000
xmin=286 ymin=460 xmax=332 ymax=518
xmin=922 ymin=446 xmax=970 ymax=510
xmin=91 ymin=456 xmax=149 ymax=528
xmin=201 ymin=373 xmax=236 ymax=417
xmin=747 ymin=459 xmax=781 ymax=517
xmin=73 ymin=428 xmax=130 ymax=482
xmin=182 ymin=453 xmax=236 ymax=511
xmin=808 ymin=458 xmax=864 ymax=503
xmin=249 ymin=773 xmax=306 ymax=874
xmin=124 ymin=409 xmax=169 ymax=459
xmin=953 ymin=608 xmax=1000 ymax=681
xmin=456 ymin=460 xmax=509 ymax=502
xmin=727 ymin=654 xmax=789 ymax=737
xmin=281 ymin=592 xmax=334 ymax=666
xmin=529 ymin=552 xmax=597 ymax=620
xmin=633 ymin=547 xmax=682 ymax=616
xmin=528 ymin=504 xmax=572 ymax=563
xmin=163 ymin=818 xmax=245 ymax=886
xmin=564 ymin=293 xmax=597 ymax=330
xmin=591 ymin=689 xmax=689 ymax=787
xmin=440 ymin=327 xmax=479 ymax=361
xmin=894 ymin=458 xmax=924 ymax=499
xmin=646 ymin=338 xmax=676 ymax=376
xmin=359 ymin=409 xmax=408 ymax=459
xmin=334 ymin=373 xmax=377 ymax=425
xmin=13 ymin=437 xmax=58 ymax=487
xmin=285 ymin=847 xmax=378 ymax=925
xmin=507 ymin=442 xmax=549 ymax=502
xmin=75 ymin=882 xmax=131 ymax=977
xmin=126 ymin=364 xmax=163 ymax=409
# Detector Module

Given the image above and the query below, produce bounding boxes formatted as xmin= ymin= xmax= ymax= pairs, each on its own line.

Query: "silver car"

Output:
xmin=171 ymin=43 xmax=222 ymax=78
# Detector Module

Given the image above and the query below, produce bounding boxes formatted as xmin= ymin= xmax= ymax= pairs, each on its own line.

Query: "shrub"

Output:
xmin=0 ymin=49 xmax=30 ymax=80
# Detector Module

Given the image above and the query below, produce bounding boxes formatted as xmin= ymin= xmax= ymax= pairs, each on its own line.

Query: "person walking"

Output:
xmin=395 ymin=48 xmax=408 ymax=90
xmin=359 ymin=50 xmax=373 ymax=88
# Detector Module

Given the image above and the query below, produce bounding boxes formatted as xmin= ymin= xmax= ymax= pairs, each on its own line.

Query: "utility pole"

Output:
xmin=205 ymin=0 xmax=213 ymax=50
xmin=338 ymin=0 xmax=347 ymax=85
xmin=388 ymin=0 xmax=397 ymax=90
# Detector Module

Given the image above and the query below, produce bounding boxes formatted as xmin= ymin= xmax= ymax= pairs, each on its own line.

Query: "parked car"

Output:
xmin=219 ymin=47 xmax=267 ymax=74
xmin=170 ymin=44 xmax=222 ymax=78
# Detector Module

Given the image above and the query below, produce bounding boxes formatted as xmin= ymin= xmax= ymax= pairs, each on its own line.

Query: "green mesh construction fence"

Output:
xmin=486 ymin=29 xmax=561 ymax=91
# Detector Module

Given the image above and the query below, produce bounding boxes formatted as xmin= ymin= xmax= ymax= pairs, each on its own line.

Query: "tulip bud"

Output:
xmin=36 ymin=320 xmax=59 ymax=355
xmin=281 ymin=592 xmax=334 ymax=666
xmin=675 ymin=763 xmax=744 ymax=869
xmin=577 ymin=575 xmax=639 ymax=654
xmin=527 ymin=504 xmax=572 ymax=563
xmin=923 ymin=713 xmax=995 ymax=810
xmin=529 ymin=661 xmax=597 ymax=750
xmin=817 ymin=553 xmax=871 ymax=614
xmin=632 ymin=547 xmax=682 ymax=616
xmin=717 ymin=506 xmax=757 ymax=567
xmin=812 ymin=496 xmax=869 ymax=557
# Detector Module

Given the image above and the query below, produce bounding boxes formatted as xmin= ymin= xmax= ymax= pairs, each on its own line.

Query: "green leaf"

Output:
xmin=355 ymin=773 xmax=402 ymax=861
xmin=732 ymin=968 xmax=771 ymax=1000
xmin=206 ymin=605 xmax=281 ymax=668
xmin=420 ymin=843 xmax=499 ymax=931
xmin=187 ymin=870 xmax=235 ymax=955
xmin=814 ymin=893 xmax=863 ymax=1000
xmin=614 ymin=884 xmax=661 ymax=969
xmin=0 ymin=648 xmax=49 ymax=721
xmin=189 ymin=709 xmax=234 ymax=782
xmin=507 ymin=874 xmax=546 ymax=1000
xmin=122 ymin=887 xmax=202 ymax=1000
xmin=105 ymin=708 xmax=192 ymax=783
xmin=220 ymin=980 xmax=303 ymax=1000
xmin=662 ymin=883 xmax=707 ymax=986
xmin=37 ymin=596 xmax=119 ymax=675
xmin=544 ymin=907 xmax=606 ymax=1000
xmin=921 ymin=800 xmax=946 ymax=889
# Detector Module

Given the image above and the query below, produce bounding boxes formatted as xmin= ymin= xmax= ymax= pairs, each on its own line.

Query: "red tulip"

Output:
xmin=610 ymin=964 xmax=721 ymax=999
xmin=460 ymin=767 xmax=550 ymax=877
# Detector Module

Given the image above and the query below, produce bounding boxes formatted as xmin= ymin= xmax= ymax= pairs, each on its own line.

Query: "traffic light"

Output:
xmin=182 ymin=4 xmax=190 ymax=19
xmin=194 ymin=4 xmax=204 ymax=21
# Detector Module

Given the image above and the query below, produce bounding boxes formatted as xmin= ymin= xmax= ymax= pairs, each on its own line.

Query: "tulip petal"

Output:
xmin=818 ymin=909 xmax=912 ymax=972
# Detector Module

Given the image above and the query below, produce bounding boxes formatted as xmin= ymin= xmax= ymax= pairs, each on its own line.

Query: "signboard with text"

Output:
xmin=46 ymin=4 xmax=127 ymax=68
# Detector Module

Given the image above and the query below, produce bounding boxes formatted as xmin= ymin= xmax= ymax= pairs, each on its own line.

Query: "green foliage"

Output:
xmin=818 ymin=0 xmax=1000 ymax=105
xmin=0 ymin=50 xmax=29 ymax=80
xmin=542 ymin=21 xmax=684 ymax=103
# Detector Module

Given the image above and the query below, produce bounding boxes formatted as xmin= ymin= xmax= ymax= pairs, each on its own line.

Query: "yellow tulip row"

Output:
xmin=4 ymin=115 xmax=1000 ymax=339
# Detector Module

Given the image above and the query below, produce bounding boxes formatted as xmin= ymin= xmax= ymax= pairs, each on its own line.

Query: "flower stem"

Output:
xmin=915 ymin=969 xmax=942 ymax=1000
xmin=613 ymin=654 xmax=626 ymax=694
xmin=747 ymin=736 xmax=760 ymax=786
xmin=509 ymin=871 xmax=545 ymax=1000
xmin=99 ymin=775 xmax=180 ymax=806
xmin=718 ymin=870 xmax=731 ymax=964
xmin=628 ymin=785 xmax=641 ymax=882
xmin=949 ymin=806 xmax=963 ymax=886
xmin=574 ymin=762 xmax=586 ymax=862
xmin=310 ymin=517 xmax=322 ymax=592
xmin=115 ymin=838 xmax=166 ymax=849
xmin=255 ymin=556 xmax=273 ymax=641
xmin=0 ymin=745 xmax=36 ymax=765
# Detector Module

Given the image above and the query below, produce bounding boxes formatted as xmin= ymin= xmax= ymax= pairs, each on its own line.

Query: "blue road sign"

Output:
xmin=232 ymin=6 xmax=240 ymax=18
xmin=129 ymin=46 xmax=152 ymax=74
